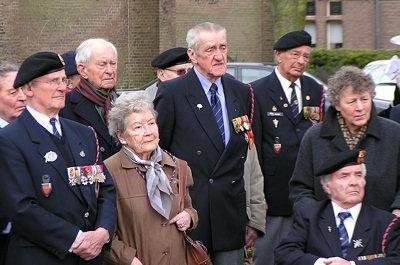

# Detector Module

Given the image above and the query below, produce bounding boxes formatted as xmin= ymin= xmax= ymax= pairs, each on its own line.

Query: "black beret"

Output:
xmin=151 ymin=47 xmax=190 ymax=69
xmin=273 ymin=30 xmax=312 ymax=51
xmin=61 ymin=50 xmax=78 ymax=77
xmin=14 ymin=51 xmax=65 ymax=88
xmin=315 ymin=149 xmax=366 ymax=176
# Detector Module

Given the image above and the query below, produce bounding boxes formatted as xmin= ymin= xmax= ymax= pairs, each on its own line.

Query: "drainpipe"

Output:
xmin=375 ymin=0 xmax=380 ymax=49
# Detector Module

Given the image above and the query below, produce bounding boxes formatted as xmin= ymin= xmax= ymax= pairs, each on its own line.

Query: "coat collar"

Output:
xmin=119 ymin=148 xmax=176 ymax=170
xmin=320 ymin=105 xmax=381 ymax=140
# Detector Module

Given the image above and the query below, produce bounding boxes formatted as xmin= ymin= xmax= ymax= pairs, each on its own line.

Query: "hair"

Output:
xmin=327 ymin=66 xmax=376 ymax=106
xmin=108 ymin=91 xmax=157 ymax=138
xmin=75 ymin=38 xmax=118 ymax=64
xmin=0 ymin=63 xmax=18 ymax=90
xmin=186 ymin=22 xmax=227 ymax=51
xmin=320 ymin=163 xmax=367 ymax=190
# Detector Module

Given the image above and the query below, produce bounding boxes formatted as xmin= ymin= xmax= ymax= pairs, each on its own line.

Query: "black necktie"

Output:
xmin=289 ymin=83 xmax=299 ymax=119
xmin=338 ymin=211 xmax=351 ymax=257
xmin=210 ymin=83 xmax=225 ymax=145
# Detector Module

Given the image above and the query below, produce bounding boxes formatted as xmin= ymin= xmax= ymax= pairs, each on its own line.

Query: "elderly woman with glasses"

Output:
xmin=103 ymin=92 xmax=198 ymax=265
xmin=289 ymin=66 xmax=400 ymax=217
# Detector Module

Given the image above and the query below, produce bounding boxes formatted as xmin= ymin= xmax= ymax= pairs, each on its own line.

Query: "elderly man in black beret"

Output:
xmin=275 ymin=150 xmax=400 ymax=265
xmin=145 ymin=47 xmax=192 ymax=99
xmin=251 ymin=30 xmax=325 ymax=265
xmin=0 ymin=51 xmax=116 ymax=265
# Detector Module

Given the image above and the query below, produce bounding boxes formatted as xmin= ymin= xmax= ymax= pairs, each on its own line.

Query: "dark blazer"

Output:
xmin=275 ymin=200 xmax=400 ymax=265
xmin=0 ymin=110 xmax=117 ymax=265
xmin=251 ymin=71 xmax=324 ymax=216
xmin=289 ymin=106 xmax=400 ymax=213
xmin=154 ymin=69 xmax=251 ymax=252
xmin=59 ymin=90 xmax=121 ymax=160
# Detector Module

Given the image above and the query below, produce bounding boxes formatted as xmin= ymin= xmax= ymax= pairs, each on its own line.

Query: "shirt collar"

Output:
xmin=26 ymin=105 xmax=60 ymax=129
xmin=275 ymin=67 xmax=301 ymax=89
xmin=0 ymin=117 xmax=9 ymax=128
xmin=331 ymin=201 xmax=362 ymax=222
xmin=193 ymin=67 xmax=223 ymax=95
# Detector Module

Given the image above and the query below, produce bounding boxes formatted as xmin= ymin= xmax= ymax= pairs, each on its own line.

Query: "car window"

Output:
xmin=363 ymin=63 xmax=395 ymax=84
xmin=226 ymin=67 xmax=235 ymax=78
xmin=241 ymin=68 xmax=272 ymax=83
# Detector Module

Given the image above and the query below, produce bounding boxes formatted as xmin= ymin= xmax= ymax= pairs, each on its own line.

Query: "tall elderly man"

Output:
xmin=154 ymin=22 xmax=252 ymax=265
xmin=0 ymin=52 xmax=116 ymax=265
xmin=60 ymin=38 xmax=120 ymax=160
xmin=275 ymin=150 xmax=400 ymax=265
xmin=251 ymin=30 xmax=324 ymax=265
xmin=0 ymin=62 xmax=26 ymax=265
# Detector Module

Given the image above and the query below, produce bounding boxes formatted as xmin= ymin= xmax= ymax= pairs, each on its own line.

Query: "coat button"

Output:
xmin=209 ymin=178 xmax=214 ymax=184
xmin=296 ymin=128 xmax=301 ymax=132
xmin=84 ymin=212 xmax=89 ymax=218
xmin=196 ymin=150 xmax=202 ymax=155
xmin=100 ymin=147 xmax=105 ymax=152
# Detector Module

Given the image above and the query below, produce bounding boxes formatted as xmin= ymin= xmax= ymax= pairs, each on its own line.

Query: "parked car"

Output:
xmin=362 ymin=59 xmax=397 ymax=112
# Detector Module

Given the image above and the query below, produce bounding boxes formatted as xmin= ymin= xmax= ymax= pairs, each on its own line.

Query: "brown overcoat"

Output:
xmin=103 ymin=149 xmax=198 ymax=265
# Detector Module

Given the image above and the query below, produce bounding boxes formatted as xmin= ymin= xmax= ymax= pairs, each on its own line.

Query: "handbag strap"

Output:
xmin=177 ymin=159 xmax=188 ymax=212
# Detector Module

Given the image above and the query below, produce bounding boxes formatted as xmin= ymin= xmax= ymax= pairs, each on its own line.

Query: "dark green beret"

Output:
xmin=315 ymin=149 xmax=366 ymax=176
xmin=14 ymin=51 xmax=65 ymax=88
xmin=151 ymin=47 xmax=189 ymax=69
xmin=273 ymin=30 xmax=312 ymax=51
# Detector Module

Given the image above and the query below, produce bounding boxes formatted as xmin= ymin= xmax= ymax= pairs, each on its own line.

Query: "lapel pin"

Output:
xmin=272 ymin=106 xmax=277 ymax=111
xmin=279 ymin=96 xmax=283 ymax=100
xmin=273 ymin=119 xmax=279 ymax=128
xmin=44 ymin=151 xmax=57 ymax=163
xmin=327 ymin=226 xmax=332 ymax=232
xmin=283 ymin=103 xmax=288 ymax=108
xmin=353 ymin=239 xmax=363 ymax=248
xmin=196 ymin=103 xmax=203 ymax=110
xmin=306 ymin=95 xmax=311 ymax=100
xmin=80 ymin=151 xmax=86 ymax=157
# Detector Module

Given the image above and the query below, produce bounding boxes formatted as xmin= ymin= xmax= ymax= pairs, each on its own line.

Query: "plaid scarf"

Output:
xmin=337 ymin=112 xmax=367 ymax=150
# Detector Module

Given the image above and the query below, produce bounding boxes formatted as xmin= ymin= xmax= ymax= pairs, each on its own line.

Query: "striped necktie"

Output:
xmin=50 ymin=118 xmax=62 ymax=139
xmin=210 ymin=83 xmax=225 ymax=145
xmin=338 ymin=211 xmax=352 ymax=257
xmin=289 ymin=82 xmax=299 ymax=119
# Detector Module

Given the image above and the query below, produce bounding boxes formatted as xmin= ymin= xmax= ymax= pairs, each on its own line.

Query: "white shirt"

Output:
xmin=26 ymin=105 xmax=62 ymax=137
xmin=0 ymin=117 xmax=8 ymax=129
xmin=275 ymin=67 xmax=303 ymax=112
xmin=194 ymin=67 xmax=230 ymax=145
xmin=0 ymin=117 xmax=11 ymax=234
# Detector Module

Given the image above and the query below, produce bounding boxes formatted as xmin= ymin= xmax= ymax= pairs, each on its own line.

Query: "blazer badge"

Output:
xmin=41 ymin=174 xmax=52 ymax=197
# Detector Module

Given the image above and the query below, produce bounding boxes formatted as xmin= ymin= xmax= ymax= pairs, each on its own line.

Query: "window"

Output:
xmin=304 ymin=23 xmax=317 ymax=47
xmin=329 ymin=1 xmax=342 ymax=15
xmin=306 ymin=1 xmax=316 ymax=16
xmin=327 ymin=22 xmax=343 ymax=49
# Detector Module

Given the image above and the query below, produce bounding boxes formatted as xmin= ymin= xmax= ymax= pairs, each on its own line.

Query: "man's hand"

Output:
xmin=245 ymin=226 xmax=259 ymax=247
xmin=131 ymin=257 xmax=143 ymax=265
xmin=323 ymin=257 xmax=351 ymax=265
xmin=72 ymin=227 xmax=109 ymax=260
xmin=392 ymin=209 xmax=400 ymax=217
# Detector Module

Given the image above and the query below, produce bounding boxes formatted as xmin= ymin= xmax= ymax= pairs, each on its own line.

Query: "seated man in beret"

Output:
xmin=145 ymin=47 xmax=192 ymax=99
xmin=0 ymin=51 xmax=116 ymax=265
xmin=61 ymin=50 xmax=80 ymax=92
xmin=275 ymin=150 xmax=400 ymax=265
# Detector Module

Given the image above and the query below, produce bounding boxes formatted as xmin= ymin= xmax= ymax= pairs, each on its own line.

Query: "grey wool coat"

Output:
xmin=289 ymin=106 xmax=400 ymax=213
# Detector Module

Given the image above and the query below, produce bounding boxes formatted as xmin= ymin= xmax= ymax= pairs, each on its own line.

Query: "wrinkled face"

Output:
xmin=322 ymin=164 xmax=366 ymax=209
xmin=78 ymin=44 xmax=117 ymax=90
xmin=0 ymin=71 xmax=26 ymax=122
xmin=120 ymin=110 xmax=159 ymax=160
xmin=188 ymin=31 xmax=227 ymax=83
xmin=24 ymin=70 xmax=67 ymax=117
xmin=335 ymin=87 xmax=372 ymax=132
xmin=157 ymin=63 xmax=193 ymax=81
xmin=275 ymin=45 xmax=311 ymax=82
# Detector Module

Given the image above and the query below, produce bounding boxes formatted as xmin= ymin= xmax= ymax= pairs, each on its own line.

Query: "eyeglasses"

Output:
xmin=165 ymin=67 xmax=192 ymax=76
xmin=33 ymin=77 xmax=68 ymax=88
xmin=288 ymin=51 xmax=311 ymax=62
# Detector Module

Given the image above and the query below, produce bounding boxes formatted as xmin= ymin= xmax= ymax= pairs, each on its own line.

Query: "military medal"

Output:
xmin=273 ymin=137 xmax=281 ymax=154
xmin=41 ymin=174 xmax=52 ymax=197
xmin=67 ymin=165 xmax=106 ymax=186
xmin=196 ymin=103 xmax=203 ymax=110
xmin=273 ymin=119 xmax=279 ymax=128
xmin=44 ymin=151 xmax=57 ymax=163
xmin=232 ymin=115 xmax=251 ymax=133
xmin=303 ymin=106 xmax=321 ymax=122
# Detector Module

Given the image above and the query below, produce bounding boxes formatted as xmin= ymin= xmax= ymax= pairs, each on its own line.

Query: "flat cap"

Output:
xmin=273 ymin=30 xmax=312 ymax=51
xmin=151 ymin=47 xmax=190 ymax=69
xmin=61 ymin=50 xmax=78 ymax=77
xmin=315 ymin=149 xmax=366 ymax=176
xmin=14 ymin=51 xmax=65 ymax=88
